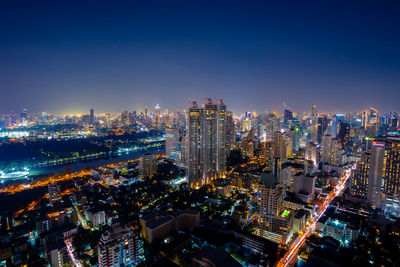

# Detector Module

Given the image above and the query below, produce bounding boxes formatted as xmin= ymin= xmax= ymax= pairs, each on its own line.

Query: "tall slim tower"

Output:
xmin=311 ymin=104 xmax=317 ymax=123
xmin=367 ymin=141 xmax=385 ymax=208
xmin=216 ymin=99 xmax=227 ymax=178
xmin=202 ymin=98 xmax=218 ymax=183
xmin=90 ymin=107 xmax=95 ymax=125
xmin=187 ymin=101 xmax=203 ymax=188
xmin=155 ymin=105 xmax=161 ymax=123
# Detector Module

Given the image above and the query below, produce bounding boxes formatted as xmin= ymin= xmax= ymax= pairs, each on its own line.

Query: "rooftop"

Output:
xmin=259 ymin=171 xmax=277 ymax=188
xmin=146 ymin=215 xmax=174 ymax=230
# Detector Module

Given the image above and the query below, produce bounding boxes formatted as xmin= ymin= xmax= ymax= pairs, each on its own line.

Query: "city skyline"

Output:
xmin=1 ymin=1 xmax=400 ymax=114
xmin=1 ymin=1 xmax=400 ymax=266
xmin=1 ymin=102 xmax=399 ymax=117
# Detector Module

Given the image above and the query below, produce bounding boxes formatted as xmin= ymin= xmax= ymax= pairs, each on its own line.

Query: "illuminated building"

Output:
xmin=20 ymin=108 xmax=28 ymax=125
xmin=311 ymin=104 xmax=317 ymax=124
xmin=284 ymin=108 xmax=293 ymax=122
xmin=85 ymin=209 xmax=106 ymax=227
xmin=273 ymin=131 xmax=292 ymax=160
xmin=121 ymin=111 xmax=130 ymax=126
xmin=381 ymin=138 xmax=400 ymax=214
xmin=350 ymin=152 xmax=370 ymax=200
xmin=321 ymin=135 xmax=343 ymax=166
xmin=187 ymin=101 xmax=203 ymax=188
xmin=349 ymin=138 xmax=400 ymax=211
xmin=138 ymin=153 xmax=157 ymax=179
xmin=305 ymin=142 xmax=319 ymax=165
xmin=48 ymin=183 xmax=61 ymax=204
xmin=140 ymin=210 xmax=200 ymax=244
xmin=256 ymin=171 xmax=293 ymax=244
xmin=90 ymin=107 xmax=95 ymax=125
xmin=241 ymin=118 xmax=251 ymax=132
xmin=186 ymin=98 xmax=229 ymax=189
xmin=165 ymin=127 xmax=180 ymax=160
xmin=226 ymin=111 xmax=235 ymax=152
xmin=98 ymin=223 xmax=143 ymax=267
xmin=337 ymin=122 xmax=350 ymax=150
xmin=293 ymin=172 xmax=316 ymax=202
xmin=368 ymin=108 xmax=378 ymax=125
xmin=155 ymin=104 xmax=161 ymax=123
xmin=367 ymin=141 xmax=385 ymax=209
xmin=361 ymin=109 xmax=368 ymax=129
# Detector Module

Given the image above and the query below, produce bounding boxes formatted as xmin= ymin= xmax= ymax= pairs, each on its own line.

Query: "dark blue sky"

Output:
xmin=1 ymin=0 xmax=399 ymax=114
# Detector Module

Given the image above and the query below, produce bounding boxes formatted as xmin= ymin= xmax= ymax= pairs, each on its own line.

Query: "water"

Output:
xmin=0 ymin=148 xmax=164 ymax=214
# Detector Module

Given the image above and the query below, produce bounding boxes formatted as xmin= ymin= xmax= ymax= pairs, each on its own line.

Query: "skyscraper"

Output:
xmin=186 ymin=98 xmax=230 ymax=189
xmin=367 ymin=141 xmax=385 ymax=208
xmin=311 ymin=104 xmax=317 ymax=124
xmin=155 ymin=104 xmax=161 ymax=123
xmin=187 ymin=101 xmax=203 ymax=188
xmin=350 ymin=152 xmax=370 ymax=200
xmin=215 ymin=99 xmax=227 ymax=179
xmin=121 ymin=111 xmax=130 ymax=126
xmin=90 ymin=107 xmax=95 ymax=125
xmin=350 ymin=138 xmax=400 ymax=211
xmin=166 ymin=127 xmax=180 ymax=160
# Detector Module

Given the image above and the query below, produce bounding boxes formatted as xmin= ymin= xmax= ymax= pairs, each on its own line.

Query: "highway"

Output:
xmin=277 ymin=166 xmax=353 ymax=267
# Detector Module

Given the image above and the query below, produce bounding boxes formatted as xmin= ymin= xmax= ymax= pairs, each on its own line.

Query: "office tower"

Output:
xmin=155 ymin=104 xmax=161 ymax=123
xmin=90 ymin=107 xmax=95 ymax=125
xmin=98 ymin=223 xmax=143 ymax=267
xmin=186 ymin=99 xmax=230 ymax=189
xmin=138 ymin=153 xmax=157 ymax=179
xmin=48 ymin=183 xmax=61 ymax=204
xmin=144 ymin=107 xmax=148 ymax=118
xmin=166 ymin=127 xmax=180 ymax=159
xmin=257 ymin=171 xmax=293 ymax=244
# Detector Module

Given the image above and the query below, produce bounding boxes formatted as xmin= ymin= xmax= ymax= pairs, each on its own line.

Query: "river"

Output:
xmin=0 ymin=148 xmax=164 ymax=214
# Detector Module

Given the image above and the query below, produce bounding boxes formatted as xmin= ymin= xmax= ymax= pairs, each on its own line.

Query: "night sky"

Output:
xmin=1 ymin=0 xmax=399 ymax=114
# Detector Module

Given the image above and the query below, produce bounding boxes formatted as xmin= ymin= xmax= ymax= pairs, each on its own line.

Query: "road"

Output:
xmin=277 ymin=166 xmax=353 ymax=267
xmin=65 ymin=238 xmax=83 ymax=267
